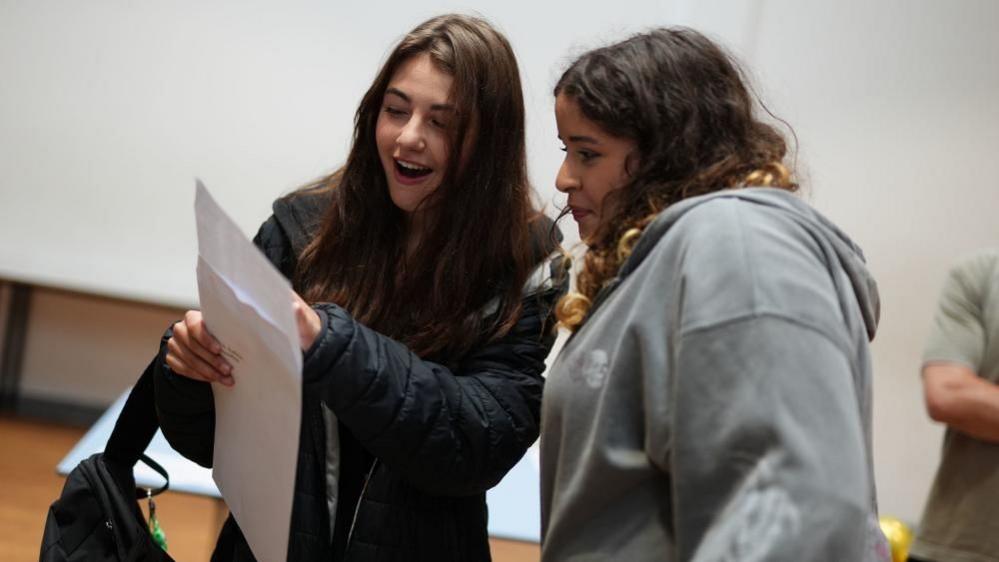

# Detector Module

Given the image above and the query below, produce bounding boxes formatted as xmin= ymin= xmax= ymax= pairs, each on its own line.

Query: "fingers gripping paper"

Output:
xmin=195 ymin=180 xmax=301 ymax=562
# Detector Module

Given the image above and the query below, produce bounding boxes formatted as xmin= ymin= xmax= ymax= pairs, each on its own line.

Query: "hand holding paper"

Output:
xmin=164 ymin=310 xmax=234 ymax=386
xmin=166 ymin=290 xmax=317 ymax=383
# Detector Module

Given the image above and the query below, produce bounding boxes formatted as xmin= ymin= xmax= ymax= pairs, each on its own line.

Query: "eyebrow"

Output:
xmin=559 ymin=134 xmax=601 ymax=145
xmin=385 ymin=87 xmax=455 ymax=112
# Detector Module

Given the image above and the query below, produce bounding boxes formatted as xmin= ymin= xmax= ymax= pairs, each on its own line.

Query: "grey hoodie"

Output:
xmin=539 ymin=188 xmax=890 ymax=562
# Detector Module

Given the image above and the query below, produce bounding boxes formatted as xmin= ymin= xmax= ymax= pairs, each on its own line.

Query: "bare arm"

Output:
xmin=923 ymin=361 xmax=999 ymax=443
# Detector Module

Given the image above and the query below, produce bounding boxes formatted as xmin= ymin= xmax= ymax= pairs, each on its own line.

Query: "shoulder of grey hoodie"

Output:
xmin=636 ymin=192 xmax=871 ymax=358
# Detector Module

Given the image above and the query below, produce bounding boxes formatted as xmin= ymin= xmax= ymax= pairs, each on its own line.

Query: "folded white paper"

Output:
xmin=195 ymin=180 xmax=301 ymax=562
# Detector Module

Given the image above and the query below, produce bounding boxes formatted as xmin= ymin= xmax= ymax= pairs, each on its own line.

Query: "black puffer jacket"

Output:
xmin=154 ymin=190 xmax=566 ymax=561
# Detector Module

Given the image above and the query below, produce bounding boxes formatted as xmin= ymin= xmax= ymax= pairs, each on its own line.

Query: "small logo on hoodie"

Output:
xmin=570 ymin=349 xmax=610 ymax=389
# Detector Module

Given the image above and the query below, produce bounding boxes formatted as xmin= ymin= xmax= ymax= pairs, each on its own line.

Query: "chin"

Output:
xmin=388 ymin=192 xmax=417 ymax=213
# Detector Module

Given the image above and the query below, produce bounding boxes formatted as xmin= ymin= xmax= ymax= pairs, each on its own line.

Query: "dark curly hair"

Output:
xmin=554 ymin=27 xmax=798 ymax=330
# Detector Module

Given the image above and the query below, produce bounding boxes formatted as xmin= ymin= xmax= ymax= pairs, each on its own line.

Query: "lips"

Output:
xmin=569 ymin=207 xmax=591 ymax=221
xmin=395 ymin=159 xmax=432 ymax=180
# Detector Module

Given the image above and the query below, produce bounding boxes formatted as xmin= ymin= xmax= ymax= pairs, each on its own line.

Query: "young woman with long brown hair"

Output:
xmin=154 ymin=14 xmax=565 ymax=561
xmin=539 ymin=28 xmax=889 ymax=561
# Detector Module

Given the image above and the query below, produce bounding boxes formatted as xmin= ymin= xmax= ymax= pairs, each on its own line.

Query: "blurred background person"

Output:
xmin=910 ymin=249 xmax=999 ymax=562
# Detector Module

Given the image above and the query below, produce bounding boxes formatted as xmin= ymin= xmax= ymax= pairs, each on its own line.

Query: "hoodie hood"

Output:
xmin=616 ymin=188 xmax=880 ymax=340
xmin=272 ymin=188 xmax=330 ymax=257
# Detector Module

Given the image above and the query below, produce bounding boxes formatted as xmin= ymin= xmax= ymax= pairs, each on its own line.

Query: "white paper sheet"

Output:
xmin=194 ymin=180 xmax=301 ymax=562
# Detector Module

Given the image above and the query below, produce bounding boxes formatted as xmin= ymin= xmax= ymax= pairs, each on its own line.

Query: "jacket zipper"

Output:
xmin=343 ymin=458 xmax=378 ymax=556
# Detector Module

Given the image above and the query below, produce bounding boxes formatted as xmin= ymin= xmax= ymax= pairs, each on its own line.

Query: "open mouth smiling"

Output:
xmin=396 ymin=159 xmax=433 ymax=179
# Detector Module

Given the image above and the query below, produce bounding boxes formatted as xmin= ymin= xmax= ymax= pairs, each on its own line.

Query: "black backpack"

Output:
xmin=39 ymin=358 xmax=176 ymax=562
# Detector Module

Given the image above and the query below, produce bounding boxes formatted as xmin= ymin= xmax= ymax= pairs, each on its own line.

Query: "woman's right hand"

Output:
xmin=165 ymin=310 xmax=234 ymax=386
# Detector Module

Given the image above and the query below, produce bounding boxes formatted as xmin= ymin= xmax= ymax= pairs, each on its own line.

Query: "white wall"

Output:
xmin=2 ymin=0 xmax=998 ymax=527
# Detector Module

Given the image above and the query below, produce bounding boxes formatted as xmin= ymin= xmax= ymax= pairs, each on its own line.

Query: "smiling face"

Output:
xmin=554 ymin=93 xmax=638 ymax=241
xmin=375 ymin=53 xmax=457 ymax=223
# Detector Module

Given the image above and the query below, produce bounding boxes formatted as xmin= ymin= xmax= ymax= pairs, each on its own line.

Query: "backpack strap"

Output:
xmin=103 ymin=357 xmax=170 ymax=497
xmin=137 ymin=453 xmax=169 ymax=498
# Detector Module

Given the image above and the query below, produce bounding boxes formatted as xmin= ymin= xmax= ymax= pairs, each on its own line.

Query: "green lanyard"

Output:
xmin=146 ymin=489 xmax=168 ymax=552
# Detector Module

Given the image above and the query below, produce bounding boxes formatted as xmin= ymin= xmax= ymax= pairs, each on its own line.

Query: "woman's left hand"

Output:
xmin=292 ymin=291 xmax=321 ymax=352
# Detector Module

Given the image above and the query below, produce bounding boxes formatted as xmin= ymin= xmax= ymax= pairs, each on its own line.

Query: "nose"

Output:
xmin=555 ymin=159 xmax=578 ymax=193
xmin=396 ymin=116 xmax=426 ymax=152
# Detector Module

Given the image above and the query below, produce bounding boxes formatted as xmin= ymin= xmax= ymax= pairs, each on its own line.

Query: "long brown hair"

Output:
xmin=294 ymin=14 xmax=540 ymax=361
xmin=555 ymin=28 xmax=798 ymax=330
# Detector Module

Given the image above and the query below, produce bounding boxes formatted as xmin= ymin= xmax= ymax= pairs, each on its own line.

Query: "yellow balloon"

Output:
xmin=879 ymin=516 xmax=914 ymax=562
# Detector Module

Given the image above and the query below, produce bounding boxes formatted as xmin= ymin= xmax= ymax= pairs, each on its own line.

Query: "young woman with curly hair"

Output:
xmin=539 ymin=28 xmax=889 ymax=562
